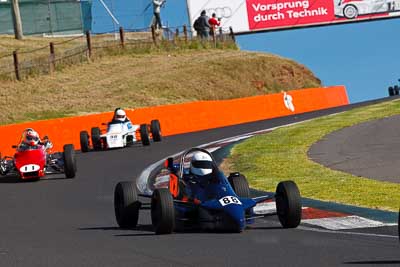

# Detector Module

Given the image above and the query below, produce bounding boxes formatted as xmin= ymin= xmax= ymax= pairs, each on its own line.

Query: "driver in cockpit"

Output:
xmin=181 ymin=151 xmax=215 ymax=202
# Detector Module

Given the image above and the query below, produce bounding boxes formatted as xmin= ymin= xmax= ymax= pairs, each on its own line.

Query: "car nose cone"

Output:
xmin=224 ymin=204 xmax=246 ymax=232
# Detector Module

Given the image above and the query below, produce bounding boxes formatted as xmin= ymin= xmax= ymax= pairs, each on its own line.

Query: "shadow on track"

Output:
xmin=79 ymin=225 xmax=155 ymax=237
xmin=343 ymin=260 xmax=400 ymax=265
xmin=0 ymin=176 xmax=26 ymax=183
xmin=78 ymin=223 xmax=285 ymax=237
xmin=0 ymin=175 xmax=74 ymax=183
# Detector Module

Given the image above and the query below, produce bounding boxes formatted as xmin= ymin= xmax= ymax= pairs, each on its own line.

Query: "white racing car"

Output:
xmin=79 ymin=119 xmax=162 ymax=152
xmin=335 ymin=0 xmax=400 ymax=19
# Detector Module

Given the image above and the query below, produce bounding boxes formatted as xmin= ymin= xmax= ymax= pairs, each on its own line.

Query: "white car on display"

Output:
xmin=334 ymin=0 xmax=400 ymax=19
xmin=79 ymin=119 xmax=162 ymax=152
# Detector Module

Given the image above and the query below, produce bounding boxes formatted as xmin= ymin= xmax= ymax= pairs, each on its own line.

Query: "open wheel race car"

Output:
xmin=0 ymin=143 xmax=77 ymax=181
xmin=79 ymin=119 xmax=162 ymax=152
xmin=114 ymin=148 xmax=302 ymax=234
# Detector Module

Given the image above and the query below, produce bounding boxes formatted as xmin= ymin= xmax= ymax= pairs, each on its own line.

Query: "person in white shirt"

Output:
xmin=153 ymin=0 xmax=165 ymax=29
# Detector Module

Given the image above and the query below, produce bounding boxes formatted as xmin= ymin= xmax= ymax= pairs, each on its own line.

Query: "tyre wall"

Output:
xmin=0 ymin=86 xmax=348 ymax=155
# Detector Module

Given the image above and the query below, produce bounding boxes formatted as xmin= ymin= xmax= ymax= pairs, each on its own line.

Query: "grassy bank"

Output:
xmin=0 ymin=48 xmax=321 ymax=125
xmin=223 ymin=99 xmax=400 ymax=211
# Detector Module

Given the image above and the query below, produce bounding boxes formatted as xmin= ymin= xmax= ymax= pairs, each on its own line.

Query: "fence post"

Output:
xmin=175 ymin=28 xmax=180 ymax=43
xmin=13 ymin=50 xmax=20 ymax=81
xmin=119 ymin=27 xmax=125 ymax=48
xmin=151 ymin=25 xmax=158 ymax=46
xmin=49 ymin=42 xmax=55 ymax=73
xmin=183 ymin=25 xmax=188 ymax=42
xmin=86 ymin=31 xmax=92 ymax=59
xmin=229 ymin=27 xmax=236 ymax=44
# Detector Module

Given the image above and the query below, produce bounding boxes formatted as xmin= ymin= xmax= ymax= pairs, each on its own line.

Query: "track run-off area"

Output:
xmin=0 ymin=97 xmax=398 ymax=267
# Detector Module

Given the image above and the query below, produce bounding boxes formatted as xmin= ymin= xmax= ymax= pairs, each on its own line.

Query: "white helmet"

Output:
xmin=190 ymin=151 xmax=213 ymax=176
xmin=114 ymin=109 xmax=126 ymax=122
xmin=23 ymin=128 xmax=39 ymax=146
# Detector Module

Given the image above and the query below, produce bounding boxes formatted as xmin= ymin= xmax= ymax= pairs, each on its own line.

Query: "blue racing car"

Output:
xmin=114 ymin=147 xmax=302 ymax=234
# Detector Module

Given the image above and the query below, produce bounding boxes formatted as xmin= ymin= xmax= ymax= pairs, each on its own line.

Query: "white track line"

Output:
xmin=298 ymin=225 xmax=398 ymax=239
xmin=136 ymin=118 xmax=321 ymax=195
xmin=135 ymin=111 xmax=399 ymax=233
xmin=302 ymin=216 xmax=397 ymax=230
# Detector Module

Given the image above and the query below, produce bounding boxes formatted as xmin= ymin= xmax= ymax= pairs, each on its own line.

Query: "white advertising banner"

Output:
xmin=187 ymin=0 xmax=250 ymax=33
xmin=186 ymin=0 xmax=400 ymax=34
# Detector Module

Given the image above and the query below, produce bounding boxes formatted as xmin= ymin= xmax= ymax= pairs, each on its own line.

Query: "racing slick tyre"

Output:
xmin=91 ymin=127 xmax=102 ymax=151
xmin=150 ymin=119 xmax=162 ymax=142
xmin=275 ymin=180 xmax=301 ymax=228
xmin=80 ymin=131 xmax=90 ymax=153
xmin=151 ymin=188 xmax=175 ymax=235
xmin=63 ymin=144 xmax=77 ymax=178
xmin=228 ymin=172 xmax=250 ymax=198
xmin=114 ymin=181 xmax=141 ymax=229
xmin=343 ymin=5 xmax=358 ymax=19
xmin=140 ymin=124 xmax=151 ymax=146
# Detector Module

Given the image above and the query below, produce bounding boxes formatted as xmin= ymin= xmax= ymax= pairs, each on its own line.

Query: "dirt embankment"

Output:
xmin=0 ymin=49 xmax=321 ymax=125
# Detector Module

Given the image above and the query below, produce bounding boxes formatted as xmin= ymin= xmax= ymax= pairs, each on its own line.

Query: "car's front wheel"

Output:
xmin=63 ymin=144 xmax=76 ymax=178
xmin=80 ymin=131 xmax=90 ymax=152
xmin=114 ymin=181 xmax=141 ymax=228
xmin=151 ymin=188 xmax=175 ymax=234
xmin=275 ymin=180 xmax=301 ymax=228
xmin=91 ymin=127 xmax=102 ymax=151
xmin=140 ymin=124 xmax=151 ymax=146
xmin=150 ymin=119 xmax=162 ymax=142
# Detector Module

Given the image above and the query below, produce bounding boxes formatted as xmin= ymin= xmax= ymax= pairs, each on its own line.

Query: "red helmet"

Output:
xmin=23 ymin=129 xmax=39 ymax=146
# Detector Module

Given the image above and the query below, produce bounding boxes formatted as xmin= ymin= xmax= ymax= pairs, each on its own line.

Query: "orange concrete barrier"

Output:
xmin=0 ymin=86 xmax=348 ymax=156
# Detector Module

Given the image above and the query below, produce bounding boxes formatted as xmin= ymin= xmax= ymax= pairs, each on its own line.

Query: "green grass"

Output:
xmin=0 ymin=49 xmax=321 ymax=126
xmin=225 ymin=99 xmax=400 ymax=211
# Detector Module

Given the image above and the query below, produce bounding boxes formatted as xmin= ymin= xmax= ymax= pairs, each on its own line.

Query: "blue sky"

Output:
xmin=237 ymin=19 xmax=400 ymax=103
xmin=92 ymin=0 xmax=400 ymax=103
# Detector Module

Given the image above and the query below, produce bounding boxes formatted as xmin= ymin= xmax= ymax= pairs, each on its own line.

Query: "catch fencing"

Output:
xmin=0 ymin=0 xmax=91 ymax=35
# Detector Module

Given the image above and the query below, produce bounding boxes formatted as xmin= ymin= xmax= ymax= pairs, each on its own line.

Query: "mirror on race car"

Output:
xmin=164 ymin=157 xmax=174 ymax=169
xmin=101 ymin=123 xmax=107 ymax=125
xmin=11 ymin=145 xmax=17 ymax=149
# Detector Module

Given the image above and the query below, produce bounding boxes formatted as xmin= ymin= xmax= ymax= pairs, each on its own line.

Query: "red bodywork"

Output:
xmin=13 ymin=146 xmax=46 ymax=179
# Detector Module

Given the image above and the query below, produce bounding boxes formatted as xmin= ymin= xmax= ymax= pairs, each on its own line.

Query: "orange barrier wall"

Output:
xmin=0 ymin=86 xmax=348 ymax=156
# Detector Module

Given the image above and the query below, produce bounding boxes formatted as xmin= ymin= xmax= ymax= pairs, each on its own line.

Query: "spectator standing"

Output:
xmin=208 ymin=13 xmax=221 ymax=37
xmin=153 ymin=0 xmax=165 ymax=29
xmin=194 ymin=10 xmax=210 ymax=40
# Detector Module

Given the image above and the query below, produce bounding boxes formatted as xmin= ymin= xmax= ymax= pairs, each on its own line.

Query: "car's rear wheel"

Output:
xmin=80 ymin=131 xmax=90 ymax=152
xmin=114 ymin=181 xmax=141 ymax=228
xmin=151 ymin=188 xmax=175 ymax=234
xmin=63 ymin=144 xmax=76 ymax=178
xmin=126 ymin=135 xmax=134 ymax=146
xmin=343 ymin=5 xmax=358 ymax=19
xmin=275 ymin=180 xmax=301 ymax=228
xmin=140 ymin=124 xmax=150 ymax=146
xmin=150 ymin=119 xmax=162 ymax=142
xmin=228 ymin=172 xmax=250 ymax=198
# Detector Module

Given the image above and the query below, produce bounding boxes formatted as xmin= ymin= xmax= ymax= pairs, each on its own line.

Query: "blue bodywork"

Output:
xmin=166 ymin=148 xmax=271 ymax=232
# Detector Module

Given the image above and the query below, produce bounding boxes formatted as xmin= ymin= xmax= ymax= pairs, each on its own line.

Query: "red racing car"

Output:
xmin=0 ymin=140 xmax=76 ymax=181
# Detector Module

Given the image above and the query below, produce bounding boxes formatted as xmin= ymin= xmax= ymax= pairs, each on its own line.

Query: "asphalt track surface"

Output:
xmin=0 ymin=98 xmax=399 ymax=267
xmin=309 ymin=114 xmax=400 ymax=183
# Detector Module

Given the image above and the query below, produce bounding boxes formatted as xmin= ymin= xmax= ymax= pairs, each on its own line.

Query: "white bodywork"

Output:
xmin=335 ymin=0 xmax=400 ymax=19
xmin=101 ymin=122 xmax=139 ymax=149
